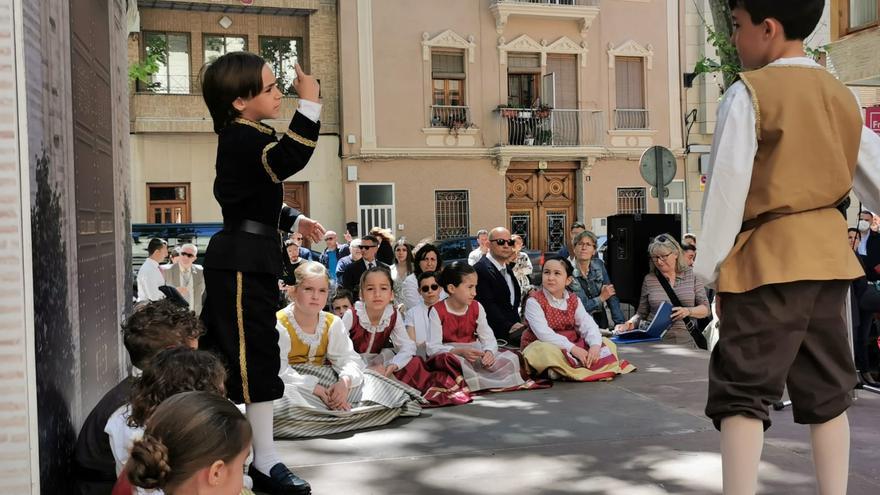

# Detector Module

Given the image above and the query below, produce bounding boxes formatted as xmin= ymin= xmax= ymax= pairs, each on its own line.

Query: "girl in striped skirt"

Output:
xmin=272 ymin=262 xmax=423 ymax=439
xmin=522 ymin=257 xmax=635 ymax=381
xmin=344 ymin=267 xmax=471 ymax=407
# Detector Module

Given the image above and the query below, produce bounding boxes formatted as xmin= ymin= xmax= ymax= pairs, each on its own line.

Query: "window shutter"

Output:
xmin=432 ymin=51 xmax=465 ymax=80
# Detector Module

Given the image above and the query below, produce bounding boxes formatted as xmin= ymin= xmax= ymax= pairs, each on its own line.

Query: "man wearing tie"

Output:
xmin=340 ymin=234 xmax=388 ymax=298
xmin=163 ymin=243 xmax=206 ymax=315
xmin=474 ymin=227 xmax=526 ymax=345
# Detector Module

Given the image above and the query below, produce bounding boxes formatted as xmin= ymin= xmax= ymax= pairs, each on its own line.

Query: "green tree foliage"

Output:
xmin=128 ymin=35 xmax=167 ymax=88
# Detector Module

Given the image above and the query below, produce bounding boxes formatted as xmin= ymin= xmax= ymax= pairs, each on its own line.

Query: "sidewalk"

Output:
xmin=276 ymin=343 xmax=880 ymax=494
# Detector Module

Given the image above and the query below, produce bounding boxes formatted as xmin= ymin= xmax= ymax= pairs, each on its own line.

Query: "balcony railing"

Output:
xmin=429 ymin=105 xmax=472 ymax=128
xmin=614 ymin=109 xmax=649 ymax=130
xmin=498 ymin=108 xmax=604 ymax=146
xmin=135 ymin=75 xmax=199 ymax=95
xmin=492 ymin=0 xmax=599 ymax=6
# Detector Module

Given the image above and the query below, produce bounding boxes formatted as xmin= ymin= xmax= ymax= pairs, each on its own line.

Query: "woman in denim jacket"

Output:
xmin=567 ymin=230 xmax=625 ymax=328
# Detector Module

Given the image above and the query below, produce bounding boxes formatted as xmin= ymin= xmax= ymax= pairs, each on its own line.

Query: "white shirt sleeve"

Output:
xmin=853 ymin=126 xmax=880 ymax=214
xmin=297 ymin=99 xmax=323 ymax=123
xmin=137 ymin=261 xmax=166 ymax=302
xmin=474 ymin=303 xmax=498 ymax=354
xmin=401 ymin=275 xmax=422 ymax=311
xmin=573 ymin=298 xmax=602 ymax=347
xmin=341 ymin=309 xmax=354 ymax=332
xmin=388 ymin=310 xmax=416 ymax=369
xmin=524 ymin=297 xmax=575 ymax=352
xmin=426 ymin=307 xmax=453 ymax=356
xmin=104 ymin=405 xmax=142 ymax=476
xmin=325 ymin=318 xmax=365 ymax=388
xmin=693 ymin=81 xmax=757 ymax=287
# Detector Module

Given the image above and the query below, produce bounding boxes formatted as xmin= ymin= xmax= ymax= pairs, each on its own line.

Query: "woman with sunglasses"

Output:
xmin=614 ymin=235 xmax=710 ymax=347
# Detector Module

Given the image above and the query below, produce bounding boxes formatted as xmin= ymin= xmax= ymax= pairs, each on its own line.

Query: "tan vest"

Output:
xmin=717 ymin=65 xmax=864 ymax=293
xmin=276 ymin=310 xmax=333 ymax=366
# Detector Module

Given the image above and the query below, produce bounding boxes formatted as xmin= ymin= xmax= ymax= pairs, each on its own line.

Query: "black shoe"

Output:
xmin=248 ymin=463 xmax=311 ymax=495
xmin=858 ymin=371 xmax=880 ymax=388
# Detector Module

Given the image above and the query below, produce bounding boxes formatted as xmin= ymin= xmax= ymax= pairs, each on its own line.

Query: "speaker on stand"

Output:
xmin=605 ymin=213 xmax=683 ymax=307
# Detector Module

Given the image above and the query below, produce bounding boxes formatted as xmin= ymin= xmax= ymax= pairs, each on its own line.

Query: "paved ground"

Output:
xmin=276 ymin=343 xmax=880 ymax=494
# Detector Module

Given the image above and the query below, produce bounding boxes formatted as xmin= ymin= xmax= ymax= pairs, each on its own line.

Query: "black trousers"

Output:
xmin=201 ymin=268 xmax=283 ymax=404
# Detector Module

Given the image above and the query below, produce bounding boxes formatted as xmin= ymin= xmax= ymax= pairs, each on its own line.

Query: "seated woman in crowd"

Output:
xmin=427 ymin=262 xmax=540 ymax=392
xmin=123 ymin=392 xmax=252 ymax=495
xmin=568 ymin=230 xmax=625 ymax=328
xmin=522 ymin=257 xmax=635 ymax=382
xmin=345 ymin=267 xmax=470 ymax=407
xmin=614 ymin=234 xmax=710 ymax=347
xmin=273 ymin=262 xmax=423 ymax=439
xmin=389 ymin=240 xmax=414 ymax=309
xmin=401 ymin=244 xmax=445 ymax=310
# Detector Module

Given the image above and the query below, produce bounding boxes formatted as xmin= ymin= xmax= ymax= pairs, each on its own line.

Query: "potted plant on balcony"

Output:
xmin=446 ymin=117 xmax=474 ymax=136
xmin=536 ymin=129 xmax=553 ymax=145
xmin=534 ymin=103 xmax=553 ymax=119
xmin=496 ymin=104 xmax=519 ymax=119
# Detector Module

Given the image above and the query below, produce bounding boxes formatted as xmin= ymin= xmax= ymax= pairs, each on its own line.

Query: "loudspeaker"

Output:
xmin=605 ymin=214 xmax=682 ymax=306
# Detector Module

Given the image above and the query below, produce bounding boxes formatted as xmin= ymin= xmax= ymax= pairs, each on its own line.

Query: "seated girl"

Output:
xmin=345 ymin=267 xmax=470 ymax=407
xmin=427 ymin=262 xmax=541 ymax=392
xmin=522 ymin=257 xmax=635 ymax=381
xmin=124 ymin=391 xmax=252 ymax=495
xmin=273 ymin=262 xmax=423 ymax=439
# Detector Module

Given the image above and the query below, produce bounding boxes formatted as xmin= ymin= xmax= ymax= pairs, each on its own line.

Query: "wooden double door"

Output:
xmin=506 ymin=165 xmax=577 ymax=253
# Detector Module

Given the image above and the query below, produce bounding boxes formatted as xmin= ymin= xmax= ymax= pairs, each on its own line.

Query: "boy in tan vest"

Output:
xmin=694 ymin=1 xmax=880 ymax=493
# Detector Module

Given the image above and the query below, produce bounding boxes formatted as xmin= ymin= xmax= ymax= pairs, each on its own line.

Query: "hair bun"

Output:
xmin=126 ymin=434 xmax=171 ymax=489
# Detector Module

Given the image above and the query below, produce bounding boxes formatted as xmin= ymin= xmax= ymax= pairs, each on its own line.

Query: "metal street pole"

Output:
xmin=655 ymin=146 xmax=666 ymax=214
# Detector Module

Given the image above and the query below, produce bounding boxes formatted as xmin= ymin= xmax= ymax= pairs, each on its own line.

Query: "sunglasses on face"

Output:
xmin=360 ymin=245 xmax=377 ymax=250
xmin=180 ymin=252 xmax=195 ymax=258
xmin=420 ymin=284 xmax=440 ymax=293
xmin=491 ymin=239 xmax=515 ymax=247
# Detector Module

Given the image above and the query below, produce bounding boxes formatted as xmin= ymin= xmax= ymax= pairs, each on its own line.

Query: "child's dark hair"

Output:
xmin=438 ymin=261 xmax=476 ymax=289
xmin=359 ymin=265 xmax=394 ymax=292
xmin=122 ymin=300 xmax=205 ymax=370
xmin=417 ymin=270 xmax=438 ymax=285
xmin=542 ymin=256 xmax=574 ymax=278
xmin=127 ymin=348 xmax=227 ymax=428
xmin=331 ymin=288 xmax=354 ymax=306
xmin=126 ymin=391 xmax=251 ymax=491
xmin=413 ymin=244 xmax=442 ymax=275
xmin=728 ymin=0 xmax=824 ymax=40
xmin=201 ymin=51 xmax=267 ymax=133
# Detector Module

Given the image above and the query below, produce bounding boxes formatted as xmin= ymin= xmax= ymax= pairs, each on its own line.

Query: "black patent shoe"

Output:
xmin=248 ymin=463 xmax=311 ymax=495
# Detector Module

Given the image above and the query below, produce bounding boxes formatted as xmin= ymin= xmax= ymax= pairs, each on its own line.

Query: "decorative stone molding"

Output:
xmin=489 ymin=1 xmax=600 ymax=38
xmin=579 ymin=156 xmax=597 ymax=174
xmin=422 ymin=30 xmax=476 ymax=64
xmin=494 ymin=155 xmax=512 ymax=175
xmin=607 ymin=40 xmax=654 ymax=70
xmin=498 ymin=34 xmax=589 ymax=67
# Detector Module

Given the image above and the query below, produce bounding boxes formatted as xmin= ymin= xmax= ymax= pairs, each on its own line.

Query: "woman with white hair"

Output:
xmin=614 ymin=234 xmax=710 ymax=346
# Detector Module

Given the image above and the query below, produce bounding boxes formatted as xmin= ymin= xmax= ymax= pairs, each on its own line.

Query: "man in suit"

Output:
xmin=340 ymin=235 xmax=388 ymax=298
xmin=163 ymin=243 xmax=205 ymax=315
xmin=288 ymin=231 xmax=314 ymax=261
xmin=474 ymin=227 xmax=525 ymax=345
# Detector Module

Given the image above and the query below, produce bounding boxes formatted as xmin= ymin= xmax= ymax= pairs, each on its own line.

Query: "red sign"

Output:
xmin=868 ymin=106 xmax=880 ymax=135
xmin=240 ymin=0 xmax=254 ymax=5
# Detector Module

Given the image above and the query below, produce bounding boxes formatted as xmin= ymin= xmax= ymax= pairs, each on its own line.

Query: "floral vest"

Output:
xmin=520 ymin=291 xmax=584 ymax=350
xmin=432 ymin=300 xmax=480 ymax=344
xmin=276 ymin=309 xmax=333 ymax=366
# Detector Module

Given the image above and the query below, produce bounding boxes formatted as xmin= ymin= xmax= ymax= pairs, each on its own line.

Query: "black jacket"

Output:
xmin=73 ymin=377 xmax=133 ymax=490
xmin=862 ymin=230 xmax=880 ymax=282
xmin=203 ymin=113 xmax=320 ymax=275
xmin=341 ymin=259 xmax=390 ymax=296
xmin=474 ymin=256 xmax=521 ymax=339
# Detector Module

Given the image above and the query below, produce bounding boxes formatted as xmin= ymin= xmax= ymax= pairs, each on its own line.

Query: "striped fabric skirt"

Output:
xmin=273 ymin=364 xmax=425 ymax=439
xmin=523 ymin=337 xmax=636 ymax=382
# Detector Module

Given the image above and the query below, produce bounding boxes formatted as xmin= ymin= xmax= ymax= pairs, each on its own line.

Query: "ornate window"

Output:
xmin=608 ymin=40 xmax=653 ymax=130
xmin=617 ymin=187 xmax=646 ymax=214
xmin=435 ymin=190 xmax=470 ymax=239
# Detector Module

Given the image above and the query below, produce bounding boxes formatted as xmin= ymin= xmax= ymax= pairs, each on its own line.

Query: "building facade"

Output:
xmin=338 ymin=0 xmax=686 ymax=251
xmin=129 ymin=0 xmax=343 ymax=241
xmin=829 ymin=1 xmax=880 ymax=113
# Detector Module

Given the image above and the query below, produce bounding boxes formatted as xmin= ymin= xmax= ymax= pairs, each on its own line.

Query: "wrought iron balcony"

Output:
xmin=497 ymin=108 xmax=604 ymax=146
xmin=614 ymin=109 xmax=650 ymax=130
xmin=492 ymin=0 xmax=598 ymax=5
xmin=429 ymin=105 xmax=473 ymax=129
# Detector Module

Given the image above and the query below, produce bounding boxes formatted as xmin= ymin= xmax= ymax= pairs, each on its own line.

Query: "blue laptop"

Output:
xmin=611 ymin=301 xmax=672 ymax=344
